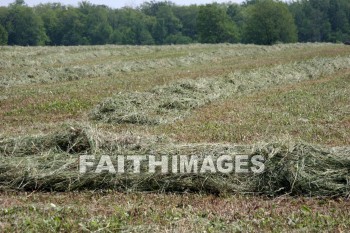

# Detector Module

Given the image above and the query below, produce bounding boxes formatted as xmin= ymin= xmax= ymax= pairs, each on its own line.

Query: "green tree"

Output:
xmin=289 ymin=0 xmax=333 ymax=42
xmin=164 ymin=33 xmax=192 ymax=44
xmin=173 ymin=5 xmax=199 ymax=41
xmin=227 ymin=3 xmax=243 ymax=26
xmin=10 ymin=0 xmax=26 ymax=6
xmin=141 ymin=1 xmax=182 ymax=44
xmin=328 ymin=0 xmax=350 ymax=42
xmin=227 ymin=3 xmax=244 ymax=41
xmin=6 ymin=4 xmax=48 ymax=45
xmin=0 ymin=24 xmax=7 ymax=45
xmin=0 ymin=7 xmax=9 ymax=45
xmin=2 ymin=0 xmax=350 ymax=46
xmin=243 ymin=0 xmax=297 ymax=45
xmin=109 ymin=8 xmax=155 ymax=45
xmin=0 ymin=7 xmax=9 ymax=25
xmin=197 ymin=4 xmax=239 ymax=43
xmin=79 ymin=2 xmax=112 ymax=45
xmin=156 ymin=4 xmax=182 ymax=35
xmin=55 ymin=7 xmax=88 ymax=45
xmin=154 ymin=5 xmax=182 ymax=44
xmin=34 ymin=3 xmax=62 ymax=45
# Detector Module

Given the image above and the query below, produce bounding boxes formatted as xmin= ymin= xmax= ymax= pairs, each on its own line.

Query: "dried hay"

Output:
xmin=91 ymin=55 xmax=350 ymax=125
xmin=0 ymin=125 xmax=349 ymax=197
xmin=0 ymin=43 xmax=345 ymax=86
xmin=0 ymin=125 xmax=92 ymax=156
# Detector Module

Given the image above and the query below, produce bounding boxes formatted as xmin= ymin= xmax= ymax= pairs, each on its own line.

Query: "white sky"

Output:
xmin=0 ymin=0 xmax=245 ymax=9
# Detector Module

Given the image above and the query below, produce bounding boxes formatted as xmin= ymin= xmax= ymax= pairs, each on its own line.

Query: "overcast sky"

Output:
xmin=0 ymin=0 xmax=245 ymax=9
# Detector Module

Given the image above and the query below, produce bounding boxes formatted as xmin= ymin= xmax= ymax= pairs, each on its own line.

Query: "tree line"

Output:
xmin=0 ymin=0 xmax=349 ymax=46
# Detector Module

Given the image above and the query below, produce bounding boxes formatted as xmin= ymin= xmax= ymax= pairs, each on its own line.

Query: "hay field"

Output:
xmin=0 ymin=43 xmax=350 ymax=232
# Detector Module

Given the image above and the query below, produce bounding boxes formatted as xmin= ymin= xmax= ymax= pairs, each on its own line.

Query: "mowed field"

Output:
xmin=0 ymin=44 xmax=350 ymax=232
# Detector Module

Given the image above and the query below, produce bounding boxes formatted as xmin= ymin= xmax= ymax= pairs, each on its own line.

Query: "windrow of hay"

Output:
xmin=91 ymin=55 xmax=350 ymax=125
xmin=0 ymin=124 xmax=160 ymax=156
xmin=0 ymin=43 xmax=344 ymax=86
xmin=0 ymin=126 xmax=92 ymax=156
xmin=0 ymin=44 xmax=269 ymax=86
xmin=0 ymin=125 xmax=349 ymax=197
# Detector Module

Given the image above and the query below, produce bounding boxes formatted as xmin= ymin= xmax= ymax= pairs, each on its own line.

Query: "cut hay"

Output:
xmin=90 ymin=79 xmax=227 ymax=124
xmin=0 ymin=44 xmax=275 ymax=86
xmin=0 ymin=125 xmax=349 ymax=197
xmin=0 ymin=43 xmax=346 ymax=87
xmin=0 ymin=124 xmax=155 ymax=156
xmin=91 ymin=55 xmax=350 ymax=125
xmin=0 ymin=125 xmax=92 ymax=156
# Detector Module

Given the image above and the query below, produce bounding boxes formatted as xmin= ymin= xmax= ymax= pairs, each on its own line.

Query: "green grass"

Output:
xmin=1 ymin=192 xmax=349 ymax=232
xmin=5 ymin=99 xmax=92 ymax=116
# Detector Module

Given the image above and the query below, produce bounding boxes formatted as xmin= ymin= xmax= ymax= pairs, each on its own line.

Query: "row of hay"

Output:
xmin=90 ymin=79 xmax=228 ymax=125
xmin=0 ymin=43 xmax=342 ymax=86
xmin=0 ymin=44 xmax=264 ymax=86
xmin=0 ymin=125 xmax=349 ymax=197
xmin=0 ymin=124 xmax=155 ymax=157
xmin=0 ymin=43 xmax=315 ymax=69
xmin=91 ymin=55 xmax=350 ymax=125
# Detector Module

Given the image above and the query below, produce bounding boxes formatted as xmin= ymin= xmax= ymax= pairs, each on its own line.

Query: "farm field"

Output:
xmin=0 ymin=43 xmax=350 ymax=232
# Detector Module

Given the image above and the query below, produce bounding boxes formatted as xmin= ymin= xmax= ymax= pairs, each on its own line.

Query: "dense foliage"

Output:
xmin=0 ymin=0 xmax=349 ymax=46
xmin=243 ymin=0 xmax=297 ymax=44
